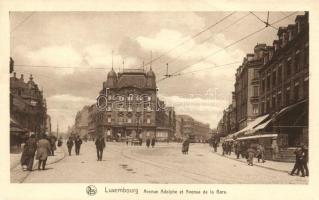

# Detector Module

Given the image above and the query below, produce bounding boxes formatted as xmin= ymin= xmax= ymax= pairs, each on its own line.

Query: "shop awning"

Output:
xmin=227 ymin=114 xmax=269 ymax=138
xmin=244 ymin=118 xmax=272 ymax=135
xmin=237 ymin=134 xmax=277 ymax=141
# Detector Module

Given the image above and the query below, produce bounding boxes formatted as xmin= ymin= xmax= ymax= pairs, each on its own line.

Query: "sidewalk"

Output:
xmin=214 ymin=147 xmax=294 ymax=173
xmin=10 ymin=146 xmax=66 ymax=183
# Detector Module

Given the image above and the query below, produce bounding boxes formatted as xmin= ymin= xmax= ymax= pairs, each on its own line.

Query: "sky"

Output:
xmin=10 ymin=11 xmax=303 ymax=132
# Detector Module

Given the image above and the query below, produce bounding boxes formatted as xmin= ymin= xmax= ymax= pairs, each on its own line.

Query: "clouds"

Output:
xmin=159 ymin=94 xmax=229 ymax=127
xmin=10 ymin=12 xmax=300 ymax=131
xmin=47 ymin=94 xmax=96 ymax=130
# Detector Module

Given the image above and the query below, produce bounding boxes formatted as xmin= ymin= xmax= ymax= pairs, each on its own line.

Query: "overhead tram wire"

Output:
xmin=168 ymin=11 xmax=299 ymax=77
xmin=250 ymin=11 xmax=279 ymax=30
xmin=156 ymin=61 xmax=242 ymax=83
xmin=136 ymin=12 xmax=237 ymax=70
xmin=155 ymin=12 xmax=252 ymax=75
xmin=14 ymin=64 xmax=113 ymax=70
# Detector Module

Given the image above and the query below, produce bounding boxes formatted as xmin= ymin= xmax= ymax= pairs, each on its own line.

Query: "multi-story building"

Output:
xmin=10 ymin=72 xmax=47 ymax=149
xmin=259 ymin=12 xmax=309 ymax=148
xmin=74 ymin=105 xmax=90 ymax=139
xmin=235 ymin=44 xmax=266 ymax=130
xmin=96 ymin=67 xmax=158 ymax=141
xmin=88 ymin=103 xmax=97 ymax=140
xmin=176 ymin=114 xmax=210 ymax=142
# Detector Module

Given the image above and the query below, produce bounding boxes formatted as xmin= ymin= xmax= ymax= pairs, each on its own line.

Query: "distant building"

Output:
xmin=74 ymin=105 xmax=90 ymax=139
xmin=176 ymin=115 xmax=210 ymax=142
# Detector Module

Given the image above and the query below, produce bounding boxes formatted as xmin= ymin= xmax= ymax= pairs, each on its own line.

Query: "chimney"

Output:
xmin=29 ymin=74 xmax=33 ymax=81
xmin=13 ymin=72 xmax=16 ymax=78
xmin=20 ymin=74 xmax=24 ymax=81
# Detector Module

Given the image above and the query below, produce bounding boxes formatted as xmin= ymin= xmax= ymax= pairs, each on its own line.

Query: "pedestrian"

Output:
xmin=182 ymin=138 xmax=190 ymax=154
xmin=57 ymin=137 xmax=63 ymax=147
xmin=246 ymin=145 xmax=255 ymax=166
xmin=256 ymin=144 xmax=266 ymax=163
xmin=289 ymin=147 xmax=305 ymax=177
xmin=20 ymin=134 xmax=37 ymax=171
xmin=301 ymin=145 xmax=309 ymax=176
xmin=74 ymin=135 xmax=83 ymax=155
xmin=146 ymin=137 xmax=151 ymax=148
xmin=49 ymin=136 xmax=57 ymax=156
xmin=151 ymin=137 xmax=156 ymax=148
xmin=271 ymin=139 xmax=279 ymax=160
xmin=222 ymin=142 xmax=226 ymax=156
xmin=66 ymin=137 xmax=74 ymax=156
xmin=36 ymin=134 xmax=51 ymax=170
xmin=95 ymin=136 xmax=106 ymax=161
xmin=213 ymin=140 xmax=218 ymax=152
xmin=235 ymin=141 xmax=242 ymax=159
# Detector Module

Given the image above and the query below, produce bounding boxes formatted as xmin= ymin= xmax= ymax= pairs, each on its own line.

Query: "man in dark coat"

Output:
xmin=146 ymin=138 xmax=151 ymax=148
xmin=182 ymin=138 xmax=190 ymax=154
xmin=74 ymin=135 xmax=83 ymax=155
xmin=151 ymin=137 xmax=156 ymax=148
xmin=289 ymin=147 xmax=305 ymax=177
xmin=247 ymin=146 xmax=255 ymax=166
xmin=301 ymin=145 xmax=309 ymax=176
xmin=235 ymin=141 xmax=242 ymax=159
xmin=20 ymin=134 xmax=37 ymax=171
xmin=95 ymin=136 xmax=105 ymax=161
xmin=66 ymin=137 xmax=74 ymax=156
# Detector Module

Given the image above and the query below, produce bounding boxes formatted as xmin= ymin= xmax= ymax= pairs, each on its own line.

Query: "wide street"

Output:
xmin=19 ymin=142 xmax=307 ymax=184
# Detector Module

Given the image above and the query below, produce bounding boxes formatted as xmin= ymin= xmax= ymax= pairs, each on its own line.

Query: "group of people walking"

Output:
xmin=66 ymin=135 xmax=83 ymax=156
xmin=20 ymin=133 xmax=61 ymax=171
xmin=146 ymin=137 xmax=156 ymax=148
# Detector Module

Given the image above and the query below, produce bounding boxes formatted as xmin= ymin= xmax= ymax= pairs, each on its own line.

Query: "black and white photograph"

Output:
xmin=1 ymin=1 xmax=319 ymax=200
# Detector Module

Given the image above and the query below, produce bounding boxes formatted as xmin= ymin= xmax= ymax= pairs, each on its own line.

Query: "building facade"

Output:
xmin=74 ymin=105 xmax=90 ymax=139
xmin=10 ymin=72 xmax=47 ymax=149
xmin=96 ymin=67 xmax=158 ymax=141
xmin=176 ymin=114 xmax=210 ymax=142
xmin=235 ymin=44 xmax=266 ymax=130
xmin=259 ymin=12 xmax=309 ymax=147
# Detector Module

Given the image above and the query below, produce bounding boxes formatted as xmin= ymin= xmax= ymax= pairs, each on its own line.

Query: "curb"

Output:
xmin=214 ymin=152 xmax=289 ymax=173
xmin=12 ymin=147 xmax=66 ymax=183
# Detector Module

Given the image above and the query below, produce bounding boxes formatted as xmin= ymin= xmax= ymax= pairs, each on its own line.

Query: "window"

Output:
xmin=277 ymin=93 xmax=282 ymax=108
xmin=266 ymin=99 xmax=270 ymax=113
xmin=254 ymin=69 xmax=259 ymax=79
xmin=295 ymin=52 xmax=301 ymax=73
xmin=286 ymin=59 xmax=292 ymax=77
xmin=278 ymin=65 xmax=282 ymax=83
xmin=266 ymin=73 xmax=271 ymax=91
xmin=253 ymin=86 xmax=259 ymax=97
xmin=304 ymin=78 xmax=309 ymax=98
xmin=147 ymin=118 xmax=151 ymax=124
xmin=260 ymin=102 xmax=265 ymax=114
xmin=305 ymin=47 xmax=309 ymax=67
xmin=107 ymin=117 xmax=111 ymax=123
xmin=272 ymin=70 xmax=277 ymax=86
xmin=294 ymin=83 xmax=299 ymax=102
xmin=127 ymin=118 xmax=132 ymax=123
xmin=253 ymin=104 xmax=258 ymax=115
xmin=285 ymin=89 xmax=290 ymax=105
xmin=261 ymin=79 xmax=265 ymax=93
xmin=272 ymin=96 xmax=276 ymax=110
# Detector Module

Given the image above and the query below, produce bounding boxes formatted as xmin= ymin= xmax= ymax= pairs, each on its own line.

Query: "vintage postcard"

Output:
xmin=1 ymin=0 xmax=318 ymax=200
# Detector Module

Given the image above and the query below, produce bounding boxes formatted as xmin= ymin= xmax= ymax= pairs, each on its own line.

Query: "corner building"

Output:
xmin=97 ymin=68 xmax=157 ymax=140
